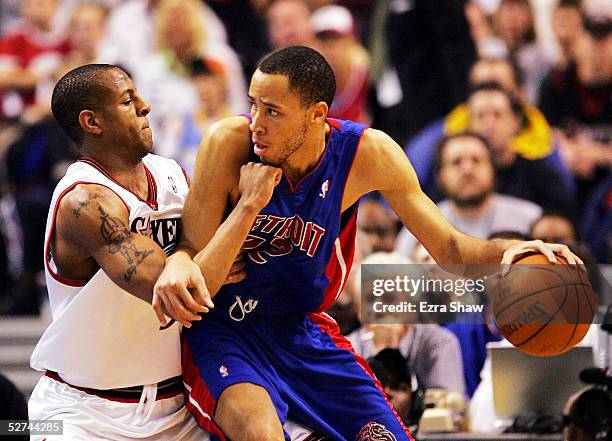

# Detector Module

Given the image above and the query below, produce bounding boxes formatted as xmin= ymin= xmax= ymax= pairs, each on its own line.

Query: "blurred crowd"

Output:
xmin=0 ymin=0 xmax=610 ymax=434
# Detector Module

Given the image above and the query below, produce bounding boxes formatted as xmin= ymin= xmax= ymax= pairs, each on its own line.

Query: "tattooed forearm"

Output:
xmin=72 ymin=192 xmax=111 ymax=218
xmin=97 ymin=205 xmax=154 ymax=282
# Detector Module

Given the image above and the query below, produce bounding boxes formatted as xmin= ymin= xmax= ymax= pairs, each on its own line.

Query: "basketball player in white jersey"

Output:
xmin=28 ymin=64 xmax=281 ymax=440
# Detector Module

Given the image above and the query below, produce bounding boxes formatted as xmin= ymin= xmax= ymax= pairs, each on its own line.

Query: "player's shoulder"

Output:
xmin=361 ymin=127 xmax=395 ymax=145
xmin=206 ymin=115 xmax=251 ymax=145
xmin=143 ymin=153 xmax=182 ymax=173
xmin=357 ymin=128 xmax=402 ymax=160
xmin=58 ymin=183 xmax=128 ymax=225
xmin=200 ymin=115 xmax=251 ymax=163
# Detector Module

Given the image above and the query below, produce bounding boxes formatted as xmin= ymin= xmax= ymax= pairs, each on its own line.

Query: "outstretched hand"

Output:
xmin=501 ymin=240 xmax=584 ymax=265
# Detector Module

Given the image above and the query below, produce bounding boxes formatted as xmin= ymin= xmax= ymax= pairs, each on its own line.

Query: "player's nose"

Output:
xmin=136 ymin=95 xmax=151 ymax=117
xmin=249 ymin=113 xmax=265 ymax=135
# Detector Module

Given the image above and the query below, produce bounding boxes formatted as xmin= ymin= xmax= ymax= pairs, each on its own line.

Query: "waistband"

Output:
xmin=45 ymin=370 xmax=184 ymax=403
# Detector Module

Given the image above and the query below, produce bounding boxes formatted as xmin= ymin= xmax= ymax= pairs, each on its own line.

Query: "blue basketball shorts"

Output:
xmin=182 ymin=309 xmax=414 ymax=441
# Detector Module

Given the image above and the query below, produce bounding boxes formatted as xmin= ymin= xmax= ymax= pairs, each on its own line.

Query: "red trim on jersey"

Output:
xmin=308 ymin=312 xmax=415 ymax=441
xmin=326 ymin=118 xmax=343 ymax=131
xmin=319 ymin=208 xmax=357 ymax=312
xmin=79 ymin=156 xmax=158 ymax=209
xmin=180 ymin=165 xmax=190 ymax=187
xmin=44 ymin=181 xmax=131 ymax=287
xmin=182 ymin=337 xmax=227 ymax=440
xmin=284 ymin=123 xmax=335 ymax=193
xmin=319 ymin=123 xmax=367 ymax=312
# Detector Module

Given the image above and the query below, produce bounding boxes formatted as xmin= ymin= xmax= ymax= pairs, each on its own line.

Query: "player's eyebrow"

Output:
xmin=247 ymin=95 xmax=282 ymax=109
xmin=261 ymin=98 xmax=282 ymax=109
xmin=120 ymin=88 xmax=135 ymax=98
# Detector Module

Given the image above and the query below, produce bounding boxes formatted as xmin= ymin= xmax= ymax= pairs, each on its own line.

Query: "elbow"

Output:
xmin=434 ymin=234 xmax=464 ymax=265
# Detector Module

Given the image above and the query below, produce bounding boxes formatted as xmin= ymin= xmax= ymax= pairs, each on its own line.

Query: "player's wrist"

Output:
xmin=236 ymin=198 xmax=264 ymax=215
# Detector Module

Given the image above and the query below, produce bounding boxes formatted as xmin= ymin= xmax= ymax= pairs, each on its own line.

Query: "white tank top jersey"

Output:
xmin=31 ymin=154 xmax=189 ymax=390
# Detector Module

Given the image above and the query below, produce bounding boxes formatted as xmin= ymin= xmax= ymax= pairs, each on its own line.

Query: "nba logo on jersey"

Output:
xmin=219 ymin=365 xmax=229 ymax=378
xmin=319 ymin=179 xmax=330 ymax=199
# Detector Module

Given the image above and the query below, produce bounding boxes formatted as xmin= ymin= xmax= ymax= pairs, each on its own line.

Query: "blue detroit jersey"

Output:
xmin=183 ymin=117 xmax=414 ymax=441
xmin=214 ymin=117 xmax=366 ymax=316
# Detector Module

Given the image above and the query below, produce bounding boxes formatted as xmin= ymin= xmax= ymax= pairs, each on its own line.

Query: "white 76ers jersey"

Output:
xmin=31 ymin=154 xmax=188 ymax=389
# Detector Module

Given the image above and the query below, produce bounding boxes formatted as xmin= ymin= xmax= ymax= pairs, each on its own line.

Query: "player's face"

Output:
xmin=98 ymin=69 xmax=153 ymax=156
xmin=438 ymin=137 xmax=494 ymax=207
xmin=248 ymin=70 xmax=311 ymax=166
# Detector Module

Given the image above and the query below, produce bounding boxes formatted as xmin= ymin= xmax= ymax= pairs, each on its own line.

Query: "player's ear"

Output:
xmin=79 ymin=109 xmax=103 ymax=136
xmin=311 ymin=101 xmax=328 ymax=124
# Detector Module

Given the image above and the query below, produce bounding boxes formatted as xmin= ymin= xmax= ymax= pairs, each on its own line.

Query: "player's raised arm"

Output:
xmin=346 ymin=128 xmax=581 ymax=265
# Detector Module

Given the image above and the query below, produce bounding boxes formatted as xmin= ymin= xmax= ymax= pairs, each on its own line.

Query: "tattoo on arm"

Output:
xmin=97 ymin=204 xmax=154 ymax=282
xmin=73 ymin=192 xmax=110 ymax=218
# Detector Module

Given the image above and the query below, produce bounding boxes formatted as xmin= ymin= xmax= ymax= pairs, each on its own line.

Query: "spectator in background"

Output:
xmin=266 ymin=0 xmax=316 ymax=49
xmin=357 ymin=199 xmax=400 ymax=256
xmin=406 ymin=57 xmax=571 ymax=202
xmin=135 ymin=0 xmax=246 ymax=158
xmin=493 ymin=0 xmax=553 ymax=103
xmin=157 ymin=57 xmax=232 ymax=176
xmin=349 ymin=252 xmax=466 ymax=395
xmin=373 ymin=0 xmax=477 ymax=145
xmin=539 ymin=12 xmax=611 ymax=134
xmin=530 ymin=212 xmax=577 ymax=245
xmin=540 ymin=10 xmax=610 ymax=258
xmin=36 ymin=2 xmax=117 ymax=123
xmin=203 ymin=0 xmax=271 ymax=82
xmin=1 ymin=116 xmax=78 ymax=315
xmin=563 ymin=388 xmax=612 ymax=441
xmin=0 ymin=0 xmax=70 ymax=120
xmin=530 ymin=212 xmax=605 ymax=292
xmin=61 ymin=2 xmax=113 ymax=70
xmin=396 ymin=132 xmax=542 ymax=261
xmin=369 ymin=348 xmax=424 ymax=431
xmin=579 ymin=175 xmax=610 ymax=263
xmin=311 ymin=5 xmax=370 ymax=122
xmin=100 ymin=0 xmax=229 ymax=78
xmin=447 ymin=58 xmax=556 ymax=161
xmin=467 ymin=83 xmax=575 ymax=214
xmin=551 ymin=0 xmax=584 ymax=70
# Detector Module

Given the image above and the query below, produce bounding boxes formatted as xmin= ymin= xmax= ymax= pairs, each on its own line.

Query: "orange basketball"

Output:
xmin=493 ymin=253 xmax=596 ymax=356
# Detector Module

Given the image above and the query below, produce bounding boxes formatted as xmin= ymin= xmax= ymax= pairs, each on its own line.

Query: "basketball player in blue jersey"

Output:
xmin=154 ymin=47 xmax=582 ymax=441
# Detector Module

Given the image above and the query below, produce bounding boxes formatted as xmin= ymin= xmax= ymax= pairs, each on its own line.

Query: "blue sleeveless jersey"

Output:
xmin=214 ymin=117 xmax=367 ymax=316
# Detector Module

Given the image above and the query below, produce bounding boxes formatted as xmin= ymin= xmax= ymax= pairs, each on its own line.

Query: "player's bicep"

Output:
xmin=58 ymin=185 xmax=166 ymax=295
xmin=358 ymin=130 xmax=459 ymax=259
xmin=182 ymin=121 xmax=243 ymax=251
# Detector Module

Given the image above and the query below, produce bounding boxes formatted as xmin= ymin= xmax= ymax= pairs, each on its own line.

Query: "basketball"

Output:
xmin=493 ymin=253 xmax=596 ymax=357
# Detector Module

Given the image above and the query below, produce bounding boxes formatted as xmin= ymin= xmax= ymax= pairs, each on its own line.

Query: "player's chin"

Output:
xmin=259 ymin=155 xmax=281 ymax=167
xmin=141 ymin=132 xmax=154 ymax=151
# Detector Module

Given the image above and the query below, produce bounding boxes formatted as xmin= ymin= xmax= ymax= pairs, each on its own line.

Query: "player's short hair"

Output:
xmin=257 ymin=46 xmax=336 ymax=108
xmin=51 ymin=63 xmax=120 ymax=146
xmin=433 ymin=131 xmax=494 ymax=174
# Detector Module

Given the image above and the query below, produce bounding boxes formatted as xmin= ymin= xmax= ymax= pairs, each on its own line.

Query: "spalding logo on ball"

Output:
xmin=493 ymin=253 xmax=597 ymax=357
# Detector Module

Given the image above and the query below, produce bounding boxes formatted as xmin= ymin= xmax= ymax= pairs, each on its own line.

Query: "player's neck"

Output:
xmin=82 ymin=147 xmax=149 ymax=196
xmin=281 ymin=123 xmax=330 ymax=184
